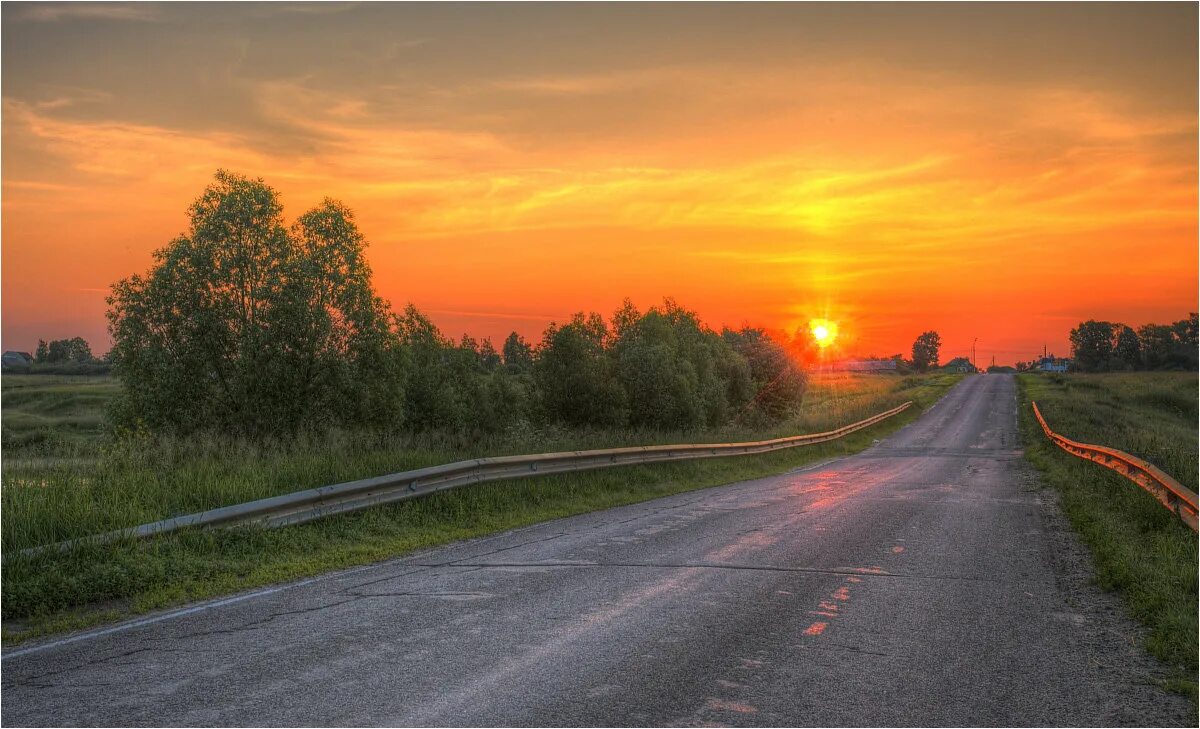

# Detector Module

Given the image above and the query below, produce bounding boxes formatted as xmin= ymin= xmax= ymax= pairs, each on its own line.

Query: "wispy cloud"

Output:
xmin=12 ymin=2 xmax=162 ymax=23
xmin=244 ymin=2 xmax=362 ymax=19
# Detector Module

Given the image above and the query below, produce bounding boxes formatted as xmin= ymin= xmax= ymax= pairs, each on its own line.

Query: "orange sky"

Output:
xmin=3 ymin=2 xmax=1197 ymax=364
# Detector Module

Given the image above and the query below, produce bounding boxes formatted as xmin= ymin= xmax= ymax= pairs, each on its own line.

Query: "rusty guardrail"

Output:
xmin=15 ymin=401 xmax=913 ymax=559
xmin=1031 ymin=401 xmax=1197 ymax=532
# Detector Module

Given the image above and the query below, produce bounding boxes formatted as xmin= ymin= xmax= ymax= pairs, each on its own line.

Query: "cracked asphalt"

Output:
xmin=2 ymin=374 xmax=1193 ymax=727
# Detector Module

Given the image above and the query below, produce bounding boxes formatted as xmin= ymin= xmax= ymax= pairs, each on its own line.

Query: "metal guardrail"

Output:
xmin=16 ymin=401 xmax=914 ymax=559
xmin=1032 ymin=401 xmax=1198 ymax=532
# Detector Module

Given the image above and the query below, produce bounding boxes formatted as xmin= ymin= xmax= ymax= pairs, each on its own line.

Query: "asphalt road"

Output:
xmin=2 ymin=374 xmax=1192 ymax=726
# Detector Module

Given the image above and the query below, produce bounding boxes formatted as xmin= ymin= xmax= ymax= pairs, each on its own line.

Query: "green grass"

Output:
xmin=1 ymin=371 xmax=960 ymax=644
xmin=1017 ymin=372 xmax=1198 ymax=699
xmin=1 ymin=374 xmax=119 ymax=454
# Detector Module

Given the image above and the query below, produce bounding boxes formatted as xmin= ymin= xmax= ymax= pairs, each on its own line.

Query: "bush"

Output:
xmin=722 ymin=326 xmax=806 ymax=420
xmin=614 ymin=301 xmax=751 ymax=430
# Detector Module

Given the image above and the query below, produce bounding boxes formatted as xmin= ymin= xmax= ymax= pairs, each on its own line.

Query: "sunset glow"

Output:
xmin=809 ymin=319 xmax=838 ymax=349
xmin=2 ymin=3 xmax=1196 ymax=363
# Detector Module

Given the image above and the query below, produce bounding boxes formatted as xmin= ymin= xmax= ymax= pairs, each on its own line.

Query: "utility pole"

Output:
xmin=972 ymin=337 xmax=978 ymax=372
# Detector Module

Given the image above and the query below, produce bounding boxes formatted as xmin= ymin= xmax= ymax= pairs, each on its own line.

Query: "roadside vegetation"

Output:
xmin=1017 ymin=372 xmax=1198 ymax=698
xmin=2 ymin=370 xmax=960 ymax=643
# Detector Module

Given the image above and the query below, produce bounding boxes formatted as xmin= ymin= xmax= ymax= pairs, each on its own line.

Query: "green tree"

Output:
xmin=394 ymin=304 xmax=472 ymax=431
xmin=460 ymin=334 xmax=480 ymax=356
xmin=612 ymin=300 xmax=751 ymax=429
xmin=1138 ymin=324 xmax=1176 ymax=370
xmin=610 ymin=298 xmax=641 ymax=340
xmin=1170 ymin=313 xmax=1198 ymax=369
xmin=478 ymin=338 xmax=501 ymax=372
xmin=281 ymin=198 xmax=405 ymax=426
xmin=911 ymin=331 xmax=942 ymax=372
xmin=107 ymin=170 xmax=402 ymax=436
xmin=535 ymin=312 xmax=626 ymax=427
xmin=46 ymin=339 xmax=68 ymax=363
xmin=1113 ymin=325 xmax=1141 ymax=370
xmin=43 ymin=337 xmax=95 ymax=363
xmin=722 ymin=326 xmax=804 ymax=421
xmin=1069 ymin=320 xmax=1117 ymax=372
xmin=502 ymin=332 xmax=534 ymax=373
xmin=1173 ymin=312 xmax=1198 ymax=348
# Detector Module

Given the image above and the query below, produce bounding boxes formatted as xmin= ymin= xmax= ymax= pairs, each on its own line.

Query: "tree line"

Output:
xmin=106 ymin=171 xmax=806 ymax=438
xmin=0 ymin=336 xmax=110 ymax=374
xmin=34 ymin=337 xmax=102 ymax=365
xmin=1066 ymin=317 xmax=1198 ymax=372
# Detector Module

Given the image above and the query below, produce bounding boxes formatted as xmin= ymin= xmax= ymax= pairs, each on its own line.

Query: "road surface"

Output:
xmin=2 ymin=375 xmax=1192 ymax=726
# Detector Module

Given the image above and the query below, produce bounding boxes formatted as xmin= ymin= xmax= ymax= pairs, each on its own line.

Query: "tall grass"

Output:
xmin=1018 ymin=372 xmax=1198 ymax=698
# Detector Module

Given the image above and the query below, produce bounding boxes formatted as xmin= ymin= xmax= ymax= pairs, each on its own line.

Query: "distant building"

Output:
xmin=1 ymin=351 xmax=33 ymax=368
xmin=824 ymin=359 xmax=898 ymax=372
xmin=1038 ymin=355 xmax=1070 ymax=372
xmin=943 ymin=356 xmax=977 ymax=373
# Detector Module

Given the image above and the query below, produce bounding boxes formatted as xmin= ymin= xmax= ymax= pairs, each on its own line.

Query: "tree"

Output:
xmin=1170 ymin=313 xmax=1199 ymax=369
xmin=1138 ymin=324 xmax=1176 ymax=370
xmin=722 ymin=326 xmax=804 ymax=421
xmin=1069 ymin=320 xmax=1117 ymax=372
xmin=281 ymin=198 xmax=405 ymax=427
xmin=610 ymin=298 xmax=641 ymax=340
xmin=535 ymin=312 xmax=626 ymax=427
xmin=46 ymin=339 xmax=69 ymax=363
xmin=1173 ymin=313 xmax=1198 ymax=349
xmin=911 ymin=331 xmax=941 ymax=372
xmin=394 ymin=304 xmax=471 ymax=431
xmin=501 ymin=332 xmax=534 ymax=373
xmin=478 ymin=338 xmax=501 ymax=371
xmin=41 ymin=336 xmax=95 ymax=363
xmin=612 ymin=300 xmax=751 ymax=429
xmin=460 ymin=334 xmax=479 ymax=356
xmin=1113 ymin=325 xmax=1141 ymax=370
xmin=1131 ymin=314 xmax=1198 ymax=370
xmin=107 ymin=170 xmax=402 ymax=436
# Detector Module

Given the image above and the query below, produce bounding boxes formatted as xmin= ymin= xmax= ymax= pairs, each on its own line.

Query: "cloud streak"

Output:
xmin=11 ymin=2 xmax=162 ymax=23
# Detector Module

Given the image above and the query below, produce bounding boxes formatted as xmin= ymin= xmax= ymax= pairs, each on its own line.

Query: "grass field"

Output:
xmin=1017 ymin=372 xmax=1198 ymax=698
xmin=1 ymin=374 xmax=119 ymax=454
xmin=1 ymin=370 xmax=961 ymax=643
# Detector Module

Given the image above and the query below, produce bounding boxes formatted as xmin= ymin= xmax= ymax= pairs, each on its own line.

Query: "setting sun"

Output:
xmin=809 ymin=319 xmax=839 ymax=348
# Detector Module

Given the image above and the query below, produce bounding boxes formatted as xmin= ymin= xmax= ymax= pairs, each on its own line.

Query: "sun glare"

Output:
xmin=809 ymin=319 xmax=839 ymax=348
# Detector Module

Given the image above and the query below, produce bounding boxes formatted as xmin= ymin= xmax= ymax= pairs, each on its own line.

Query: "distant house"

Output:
xmin=943 ymin=356 xmax=976 ymax=373
xmin=1038 ymin=355 xmax=1070 ymax=372
xmin=1 ymin=351 xmax=33 ymax=368
xmin=829 ymin=359 xmax=898 ymax=372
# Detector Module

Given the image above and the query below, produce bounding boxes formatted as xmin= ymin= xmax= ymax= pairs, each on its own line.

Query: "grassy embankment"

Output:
xmin=1017 ymin=372 xmax=1198 ymax=698
xmin=2 ymin=371 xmax=961 ymax=643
